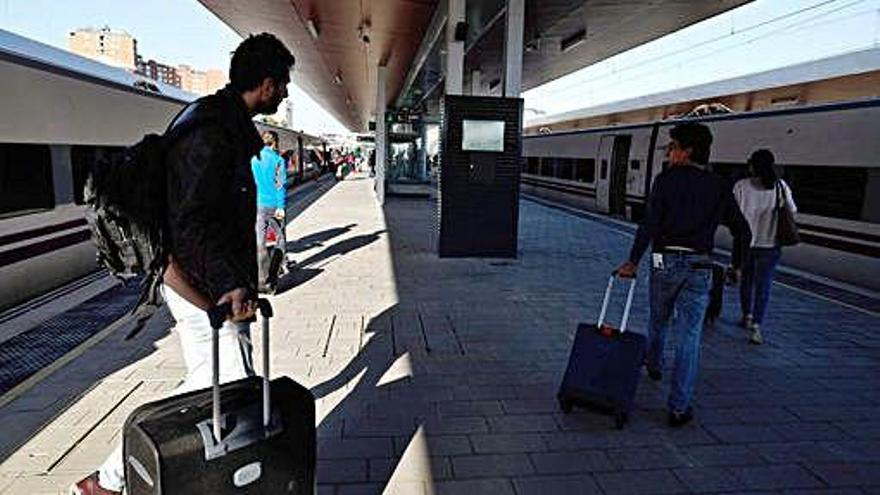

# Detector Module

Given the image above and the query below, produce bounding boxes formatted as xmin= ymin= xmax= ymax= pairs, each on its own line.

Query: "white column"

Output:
xmin=503 ymin=0 xmax=525 ymax=98
xmin=375 ymin=65 xmax=387 ymax=204
xmin=418 ymin=123 xmax=428 ymax=180
xmin=470 ymin=69 xmax=482 ymax=96
xmin=446 ymin=0 xmax=465 ymax=95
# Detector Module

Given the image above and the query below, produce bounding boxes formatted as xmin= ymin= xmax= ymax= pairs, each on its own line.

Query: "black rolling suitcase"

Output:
xmin=123 ymin=299 xmax=316 ymax=494
xmin=557 ymin=275 xmax=646 ymax=429
xmin=703 ymin=262 xmax=725 ymax=327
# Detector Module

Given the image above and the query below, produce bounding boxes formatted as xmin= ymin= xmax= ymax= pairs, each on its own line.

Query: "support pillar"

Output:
xmin=503 ymin=0 xmax=524 ymax=98
xmin=418 ymin=122 xmax=428 ymax=180
xmin=446 ymin=0 xmax=465 ymax=96
xmin=375 ymin=65 xmax=388 ymax=204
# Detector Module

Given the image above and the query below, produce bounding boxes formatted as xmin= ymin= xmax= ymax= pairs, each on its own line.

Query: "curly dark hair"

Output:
xmin=670 ymin=122 xmax=713 ymax=165
xmin=229 ymin=33 xmax=295 ymax=92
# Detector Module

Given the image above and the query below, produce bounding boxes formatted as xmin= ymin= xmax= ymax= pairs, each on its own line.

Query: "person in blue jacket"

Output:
xmin=251 ymin=130 xmax=287 ymax=291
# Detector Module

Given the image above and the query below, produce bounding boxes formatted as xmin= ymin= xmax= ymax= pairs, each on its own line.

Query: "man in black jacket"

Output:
xmin=71 ymin=33 xmax=295 ymax=495
xmin=616 ymin=122 xmax=749 ymax=428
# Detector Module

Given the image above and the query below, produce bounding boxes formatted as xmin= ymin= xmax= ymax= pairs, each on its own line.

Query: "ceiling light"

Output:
xmin=306 ymin=19 xmax=320 ymax=40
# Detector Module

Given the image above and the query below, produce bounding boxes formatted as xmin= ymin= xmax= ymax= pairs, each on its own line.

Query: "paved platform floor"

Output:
xmin=0 ymin=172 xmax=878 ymax=494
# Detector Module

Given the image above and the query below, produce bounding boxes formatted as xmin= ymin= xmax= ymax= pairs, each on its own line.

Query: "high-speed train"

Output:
xmin=522 ymin=98 xmax=880 ymax=291
xmin=0 ymin=29 xmax=320 ymax=310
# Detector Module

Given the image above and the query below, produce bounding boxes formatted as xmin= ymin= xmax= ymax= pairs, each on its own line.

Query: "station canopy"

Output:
xmin=198 ymin=0 xmax=752 ymax=132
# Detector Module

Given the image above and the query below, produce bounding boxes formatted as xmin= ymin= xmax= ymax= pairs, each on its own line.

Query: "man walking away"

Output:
xmin=70 ymin=33 xmax=295 ymax=495
xmin=615 ymin=122 xmax=750 ymax=428
xmin=252 ymin=130 xmax=287 ymax=292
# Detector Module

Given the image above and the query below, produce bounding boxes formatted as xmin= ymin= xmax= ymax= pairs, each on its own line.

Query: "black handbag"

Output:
xmin=775 ymin=180 xmax=799 ymax=246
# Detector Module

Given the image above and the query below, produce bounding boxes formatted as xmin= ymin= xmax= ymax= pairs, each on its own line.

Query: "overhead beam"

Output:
xmin=394 ymin=0 xmax=448 ymax=108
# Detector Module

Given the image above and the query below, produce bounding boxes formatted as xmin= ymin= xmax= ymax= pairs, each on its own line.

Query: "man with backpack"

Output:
xmin=71 ymin=33 xmax=295 ymax=495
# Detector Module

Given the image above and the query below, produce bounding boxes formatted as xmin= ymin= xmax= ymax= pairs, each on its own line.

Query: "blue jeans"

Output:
xmin=646 ymin=253 xmax=712 ymax=414
xmin=739 ymin=247 xmax=781 ymax=325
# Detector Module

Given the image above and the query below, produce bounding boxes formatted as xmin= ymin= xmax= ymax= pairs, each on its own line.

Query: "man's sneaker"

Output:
xmin=738 ymin=314 xmax=754 ymax=329
xmin=749 ymin=325 xmax=764 ymax=345
xmin=667 ymin=407 xmax=694 ymax=428
xmin=69 ymin=472 xmax=121 ymax=495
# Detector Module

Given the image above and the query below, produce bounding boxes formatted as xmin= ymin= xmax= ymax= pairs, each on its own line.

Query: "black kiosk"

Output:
xmin=438 ymin=95 xmax=523 ymax=258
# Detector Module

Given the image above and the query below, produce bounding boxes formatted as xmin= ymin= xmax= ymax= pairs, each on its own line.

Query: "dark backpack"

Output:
xmin=84 ymin=134 xmax=168 ymax=330
xmin=84 ymin=106 xmax=197 ymax=335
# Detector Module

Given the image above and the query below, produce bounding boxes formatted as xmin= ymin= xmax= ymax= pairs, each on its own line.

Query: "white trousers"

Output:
xmin=97 ymin=285 xmax=254 ymax=491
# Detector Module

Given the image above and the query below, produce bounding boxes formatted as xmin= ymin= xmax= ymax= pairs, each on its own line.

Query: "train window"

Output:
xmin=600 ymin=160 xmax=608 ymax=180
xmin=71 ymin=146 xmax=125 ymax=205
xmin=784 ymin=166 xmax=868 ymax=221
xmin=556 ymin=158 xmax=574 ymax=180
xmin=540 ymin=158 xmax=555 ymax=177
xmin=630 ymin=159 xmax=641 ymax=170
xmin=575 ymin=159 xmax=595 ymax=183
xmin=526 ymin=156 xmax=539 ymax=175
xmin=0 ymin=143 xmax=54 ymax=217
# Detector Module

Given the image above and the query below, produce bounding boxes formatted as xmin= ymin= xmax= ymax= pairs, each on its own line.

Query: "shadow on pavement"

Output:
xmin=286 ymin=224 xmax=358 ymax=254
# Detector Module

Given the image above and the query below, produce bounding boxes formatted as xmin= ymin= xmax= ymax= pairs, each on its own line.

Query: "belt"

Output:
xmin=656 ymin=246 xmax=707 ymax=255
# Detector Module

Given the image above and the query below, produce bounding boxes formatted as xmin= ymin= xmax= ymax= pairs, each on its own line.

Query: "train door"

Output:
xmin=596 ymin=134 xmax=632 ymax=215
xmin=595 ymin=135 xmax=614 ymax=213
xmin=609 ymin=135 xmax=631 ymax=216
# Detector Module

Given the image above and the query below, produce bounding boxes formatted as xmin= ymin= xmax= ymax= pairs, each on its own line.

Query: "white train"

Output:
xmin=522 ymin=98 xmax=880 ymax=291
xmin=0 ymin=30 xmax=320 ymax=310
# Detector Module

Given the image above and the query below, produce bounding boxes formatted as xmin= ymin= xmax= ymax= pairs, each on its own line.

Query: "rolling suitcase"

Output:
xmin=123 ymin=299 xmax=316 ymax=494
xmin=703 ymin=262 xmax=725 ymax=327
xmin=557 ymin=275 xmax=645 ymax=429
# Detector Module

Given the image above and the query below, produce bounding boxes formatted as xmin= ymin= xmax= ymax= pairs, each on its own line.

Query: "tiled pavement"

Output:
xmin=0 ymin=172 xmax=878 ymax=494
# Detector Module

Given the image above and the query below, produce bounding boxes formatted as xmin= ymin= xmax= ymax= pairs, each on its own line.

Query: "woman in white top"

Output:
xmin=733 ymin=149 xmax=797 ymax=345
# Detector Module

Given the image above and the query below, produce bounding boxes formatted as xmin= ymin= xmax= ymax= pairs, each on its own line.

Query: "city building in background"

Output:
xmin=135 ymin=55 xmax=181 ymax=87
xmin=178 ymin=64 xmax=227 ymax=95
xmin=68 ymin=26 xmax=136 ymax=70
xmin=69 ymin=25 xmax=225 ymax=95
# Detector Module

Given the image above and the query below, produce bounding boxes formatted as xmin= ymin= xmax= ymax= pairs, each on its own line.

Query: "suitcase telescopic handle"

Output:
xmin=597 ymin=274 xmax=637 ymax=333
xmin=207 ymin=298 xmax=274 ymax=443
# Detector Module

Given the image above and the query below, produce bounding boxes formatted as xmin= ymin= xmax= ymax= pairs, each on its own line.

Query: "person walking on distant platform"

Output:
xmin=252 ymin=130 xmax=288 ymax=292
xmin=615 ymin=122 xmax=750 ymax=428
xmin=70 ymin=33 xmax=296 ymax=495
xmin=734 ymin=149 xmax=797 ymax=345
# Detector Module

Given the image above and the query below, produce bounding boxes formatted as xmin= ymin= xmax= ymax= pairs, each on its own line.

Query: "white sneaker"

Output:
xmin=749 ymin=325 xmax=764 ymax=345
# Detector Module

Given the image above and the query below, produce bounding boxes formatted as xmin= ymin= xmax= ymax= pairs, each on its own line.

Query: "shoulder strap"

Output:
xmin=774 ymin=180 xmax=782 ymax=210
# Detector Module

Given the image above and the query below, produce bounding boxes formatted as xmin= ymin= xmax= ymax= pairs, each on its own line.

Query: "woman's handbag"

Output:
xmin=775 ymin=181 xmax=800 ymax=246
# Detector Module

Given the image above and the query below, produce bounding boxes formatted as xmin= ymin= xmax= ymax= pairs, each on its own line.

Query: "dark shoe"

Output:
xmin=69 ymin=472 xmax=121 ymax=495
xmin=647 ymin=368 xmax=663 ymax=382
xmin=668 ymin=407 xmax=694 ymax=428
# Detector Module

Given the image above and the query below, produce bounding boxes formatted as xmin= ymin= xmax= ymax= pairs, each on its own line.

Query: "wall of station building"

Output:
xmin=525 ymin=70 xmax=880 ymax=134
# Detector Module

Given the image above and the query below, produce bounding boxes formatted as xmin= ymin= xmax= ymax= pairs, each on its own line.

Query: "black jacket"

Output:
xmin=164 ymin=86 xmax=263 ymax=302
xmin=628 ymin=165 xmax=751 ymax=266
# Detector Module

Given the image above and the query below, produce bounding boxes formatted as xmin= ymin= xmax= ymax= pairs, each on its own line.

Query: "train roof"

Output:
xmin=0 ymin=28 xmax=197 ymax=104
xmin=528 ymin=47 xmax=880 ymax=128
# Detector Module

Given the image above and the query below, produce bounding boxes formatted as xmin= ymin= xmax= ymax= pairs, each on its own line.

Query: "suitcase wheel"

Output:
xmin=558 ymin=398 xmax=573 ymax=414
xmin=614 ymin=411 xmax=628 ymax=430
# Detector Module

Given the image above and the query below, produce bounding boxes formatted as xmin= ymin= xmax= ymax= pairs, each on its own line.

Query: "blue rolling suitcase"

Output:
xmin=557 ymin=275 xmax=645 ymax=429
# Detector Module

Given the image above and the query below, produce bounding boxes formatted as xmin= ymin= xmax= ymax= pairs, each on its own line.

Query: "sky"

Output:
xmin=1 ymin=0 xmax=878 ymax=132
xmin=0 ymin=0 xmax=349 ymax=135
